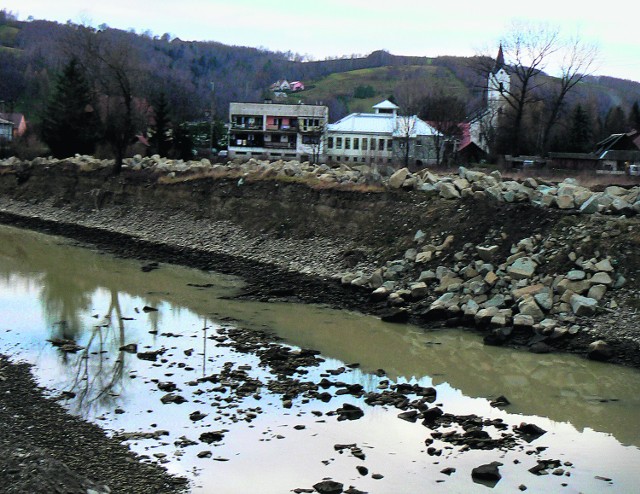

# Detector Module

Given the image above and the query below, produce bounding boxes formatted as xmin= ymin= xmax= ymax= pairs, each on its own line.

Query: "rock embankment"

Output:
xmin=1 ymin=156 xmax=640 ymax=367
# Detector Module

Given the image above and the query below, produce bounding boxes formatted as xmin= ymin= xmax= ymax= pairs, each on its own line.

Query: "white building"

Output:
xmin=326 ymin=100 xmax=440 ymax=168
xmin=469 ymin=45 xmax=510 ymax=154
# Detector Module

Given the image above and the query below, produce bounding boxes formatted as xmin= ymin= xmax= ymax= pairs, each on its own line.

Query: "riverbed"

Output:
xmin=1 ymin=224 xmax=639 ymax=493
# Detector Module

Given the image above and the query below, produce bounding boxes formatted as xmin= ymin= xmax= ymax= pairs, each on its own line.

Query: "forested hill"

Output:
xmin=2 ymin=10 xmax=640 ymax=132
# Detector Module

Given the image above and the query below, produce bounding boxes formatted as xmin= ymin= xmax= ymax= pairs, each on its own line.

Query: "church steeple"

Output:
xmin=492 ymin=44 xmax=505 ymax=74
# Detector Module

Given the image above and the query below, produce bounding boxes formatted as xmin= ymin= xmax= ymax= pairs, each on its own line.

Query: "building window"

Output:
xmin=416 ymin=139 xmax=422 ymax=147
xmin=387 ymin=139 xmax=393 ymax=150
xmin=328 ymin=137 xmax=334 ymax=149
xmin=379 ymin=139 xmax=385 ymax=151
xmin=345 ymin=138 xmax=351 ymax=150
xmin=370 ymin=138 xmax=376 ymax=151
xmin=336 ymin=137 xmax=343 ymax=149
xmin=303 ymin=135 xmax=320 ymax=144
xmin=362 ymin=138 xmax=368 ymax=150
xmin=353 ymin=138 xmax=359 ymax=150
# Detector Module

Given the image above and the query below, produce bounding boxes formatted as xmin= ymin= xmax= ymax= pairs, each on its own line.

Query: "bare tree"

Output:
xmin=540 ymin=34 xmax=599 ymax=154
xmin=419 ymin=91 xmax=467 ymax=165
xmin=69 ymin=26 xmax=144 ymax=173
xmin=487 ymin=21 xmax=561 ymax=155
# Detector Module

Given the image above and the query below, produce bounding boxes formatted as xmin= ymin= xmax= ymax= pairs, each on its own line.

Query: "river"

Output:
xmin=1 ymin=224 xmax=639 ymax=493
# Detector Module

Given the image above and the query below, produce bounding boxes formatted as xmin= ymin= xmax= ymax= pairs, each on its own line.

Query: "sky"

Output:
xmin=3 ymin=0 xmax=640 ymax=83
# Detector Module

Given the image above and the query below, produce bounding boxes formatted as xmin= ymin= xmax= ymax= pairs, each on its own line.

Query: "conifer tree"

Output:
xmin=42 ymin=58 xmax=100 ymax=158
xmin=568 ymin=104 xmax=592 ymax=152
xmin=150 ymin=93 xmax=172 ymax=157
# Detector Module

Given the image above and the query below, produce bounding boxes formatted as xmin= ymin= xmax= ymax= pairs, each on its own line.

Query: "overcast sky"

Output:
xmin=4 ymin=0 xmax=640 ymax=83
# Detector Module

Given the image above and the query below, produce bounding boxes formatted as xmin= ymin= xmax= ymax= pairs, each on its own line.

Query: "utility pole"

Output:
xmin=209 ymin=82 xmax=215 ymax=155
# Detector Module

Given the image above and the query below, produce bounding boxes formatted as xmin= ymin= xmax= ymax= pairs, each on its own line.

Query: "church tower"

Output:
xmin=487 ymin=44 xmax=509 ymax=111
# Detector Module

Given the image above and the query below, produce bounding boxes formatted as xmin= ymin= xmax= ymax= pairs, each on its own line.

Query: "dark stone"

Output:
xmin=142 ymin=305 xmax=158 ymax=312
xmin=356 ymin=465 xmax=368 ymax=476
xmin=313 ymin=480 xmax=344 ymax=494
xmin=336 ymin=403 xmax=364 ymax=421
xmin=441 ymin=467 xmax=456 ymax=476
xmin=157 ymin=381 xmax=177 ymax=392
xmin=380 ymin=307 xmax=410 ymax=323
xmin=514 ymin=422 xmax=547 ymax=440
xmin=199 ymin=431 xmax=225 ymax=443
xmin=471 ymin=461 xmax=502 ymax=486
xmin=397 ymin=410 xmax=419 ymax=422
xmin=421 ymin=406 xmax=444 ymax=424
xmin=588 ymin=341 xmax=613 ymax=361
xmin=490 ymin=395 xmax=511 ymax=407
xmin=484 ymin=331 xmax=508 ymax=346
xmin=160 ymin=393 xmax=187 ymax=404
xmin=529 ymin=342 xmax=552 ymax=354
xmin=189 ymin=411 xmax=207 ymax=421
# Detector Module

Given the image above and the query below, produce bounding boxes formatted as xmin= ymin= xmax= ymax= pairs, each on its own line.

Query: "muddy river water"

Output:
xmin=1 ymin=225 xmax=640 ymax=493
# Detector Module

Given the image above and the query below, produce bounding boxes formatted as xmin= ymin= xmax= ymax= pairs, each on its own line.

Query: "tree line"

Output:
xmin=2 ymin=11 xmax=640 ymax=168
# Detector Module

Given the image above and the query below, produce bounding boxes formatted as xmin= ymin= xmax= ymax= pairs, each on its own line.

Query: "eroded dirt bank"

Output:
xmin=1 ymin=160 xmax=640 ymax=371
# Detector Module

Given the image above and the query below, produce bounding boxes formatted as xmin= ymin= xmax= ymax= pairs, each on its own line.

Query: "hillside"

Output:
xmin=2 ymin=10 xmax=640 ymax=147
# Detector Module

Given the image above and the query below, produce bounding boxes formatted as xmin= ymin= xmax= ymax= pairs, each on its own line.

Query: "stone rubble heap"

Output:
xmin=4 ymin=155 xmax=640 ymax=216
xmin=340 ymin=217 xmax=627 ymax=355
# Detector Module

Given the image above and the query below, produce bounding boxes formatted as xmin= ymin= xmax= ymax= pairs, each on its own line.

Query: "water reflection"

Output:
xmin=1 ymin=225 xmax=640 ymax=452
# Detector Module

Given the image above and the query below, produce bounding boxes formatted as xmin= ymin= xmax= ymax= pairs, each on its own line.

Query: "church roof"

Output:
xmin=492 ymin=44 xmax=505 ymax=74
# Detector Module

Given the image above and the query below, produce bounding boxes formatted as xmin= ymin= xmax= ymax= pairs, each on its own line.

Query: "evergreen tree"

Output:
xmin=567 ymin=104 xmax=593 ymax=152
xmin=603 ymin=105 xmax=627 ymax=136
xmin=149 ymin=92 xmax=172 ymax=156
xmin=42 ymin=58 xmax=100 ymax=158
xmin=629 ymin=101 xmax=640 ymax=131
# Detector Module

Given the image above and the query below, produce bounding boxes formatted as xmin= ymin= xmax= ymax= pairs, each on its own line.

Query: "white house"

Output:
xmin=326 ymin=100 xmax=440 ymax=167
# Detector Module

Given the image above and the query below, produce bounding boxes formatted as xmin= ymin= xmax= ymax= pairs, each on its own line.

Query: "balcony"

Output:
xmin=264 ymin=141 xmax=296 ymax=149
xmin=266 ymin=124 xmax=298 ymax=132
xmin=231 ymin=123 xmax=263 ymax=130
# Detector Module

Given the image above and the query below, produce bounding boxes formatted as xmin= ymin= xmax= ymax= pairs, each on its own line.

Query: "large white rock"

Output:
xmin=570 ymin=294 xmax=598 ymax=316
xmin=507 ymin=257 xmax=537 ymax=280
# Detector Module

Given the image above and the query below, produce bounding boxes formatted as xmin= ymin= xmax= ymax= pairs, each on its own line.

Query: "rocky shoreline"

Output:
xmin=2 ymin=156 xmax=640 ymax=492
xmin=0 ymin=355 xmax=188 ymax=494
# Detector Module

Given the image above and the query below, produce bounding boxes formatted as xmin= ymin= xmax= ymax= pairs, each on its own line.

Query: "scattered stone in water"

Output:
xmin=160 ymin=393 xmax=187 ymax=404
xmin=189 ymin=411 xmax=207 ymax=421
xmin=157 ymin=381 xmax=177 ymax=392
xmin=199 ymin=431 xmax=225 ymax=443
xmin=294 ymin=425 xmax=306 ymax=430
xmin=137 ymin=348 xmax=166 ymax=361
xmin=312 ymin=480 xmax=344 ymax=494
xmin=356 ymin=465 xmax=368 ymax=476
xmin=472 ymin=462 xmax=503 ymax=486
xmin=371 ymin=473 xmax=384 ymax=480
xmin=595 ymin=475 xmax=613 ymax=482
xmin=119 ymin=343 xmax=138 ymax=353
xmin=335 ymin=403 xmax=364 ymax=421
xmin=142 ymin=305 xmax=159 ymax=312
xmin=514 ymin=422 xmax=547 ymax=440
xmin=441 ymin=467 xmax=456 ymax=476
xmin=490 ymin=395 xmax=510 ymax=407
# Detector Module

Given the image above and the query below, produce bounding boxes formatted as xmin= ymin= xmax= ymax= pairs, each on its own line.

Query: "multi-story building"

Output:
xmin=228 ymin=101 xmax=328 ymax=162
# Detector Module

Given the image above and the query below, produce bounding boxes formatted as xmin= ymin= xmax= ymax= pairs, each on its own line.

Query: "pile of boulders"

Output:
xmin=340 ymin=218 xmax=626 ymax=350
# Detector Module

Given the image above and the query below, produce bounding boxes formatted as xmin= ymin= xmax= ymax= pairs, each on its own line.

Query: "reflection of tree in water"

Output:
xmin=64 ymin=289 xmax=128 ymax=416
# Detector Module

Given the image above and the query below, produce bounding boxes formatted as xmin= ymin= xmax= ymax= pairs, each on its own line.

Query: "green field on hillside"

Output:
xmin=293 ymin=65 xmax=470 ymax=114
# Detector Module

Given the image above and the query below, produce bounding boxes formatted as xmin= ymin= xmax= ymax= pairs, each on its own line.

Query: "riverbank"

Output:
xmin=1 ymin=157 xmax=640 ymax=368
xmin=0 ymin=354 xmax=188 ymax=494
xmin=2 ymin=156 xmax=640 ymax=492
